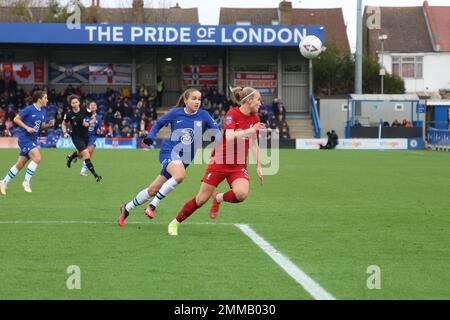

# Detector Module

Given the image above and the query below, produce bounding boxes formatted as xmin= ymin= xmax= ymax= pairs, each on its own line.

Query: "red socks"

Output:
xmin=223 ymin=190 xmax=241 ymax=203
xmin=176 ymin=198 xmax=200 ymax=223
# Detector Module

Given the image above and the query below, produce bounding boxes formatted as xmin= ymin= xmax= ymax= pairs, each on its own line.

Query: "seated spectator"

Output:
xmin=330 ymin=130 xmax=339 ymax=148
xmin=121 ymin=86 xmax=130 ymax=98
xmin=320 ymin=130 xmax=339 ymax=149
xmin=0 ymin=116 xmax=7 ymax=136
xmin=280 ymin=127 xmax=290 ymax=139
xmin=137 ymin=98 xmax=146 ymax=110
xmin=268 ymin=116 xmax=278 ymax=131
xmin=383 ymin=121 xmax=390 ymax=127
xmin=354 ymin=119 xmax=362 ymax=127
xmin=271 ymin=98 xmax=280 ymax=115
xmin=223 ymin=96 xmax=234 ymax=112
xmin=259 ymin=109 xmax=269 ymax=126
xmin=276 ymin=114 xmax=289 ymax=133
xmin=5 ymin=105 xmax=15 ymax=121
xmin=391 ymin=119 xmax=400 ymax=127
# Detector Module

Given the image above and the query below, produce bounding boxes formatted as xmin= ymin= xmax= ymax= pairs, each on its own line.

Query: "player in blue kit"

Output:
xmin=80 ymin=101 xmax=102 ymax=177
xmin=118 ymin=88 xmax=221 ymax=227
xmin=0 ymin=91 xmax=55 ymax=195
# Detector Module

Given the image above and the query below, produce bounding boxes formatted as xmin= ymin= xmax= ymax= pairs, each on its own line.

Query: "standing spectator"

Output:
xmin=0 ymin=116 xmax=7 ymax=136
xmin=155 ymin=75 xmax=165 ymax=107
xmin=7 ymin=78 xmax=17 ymax=93
xmin=0 ymin=77 xmax=5 ymax=93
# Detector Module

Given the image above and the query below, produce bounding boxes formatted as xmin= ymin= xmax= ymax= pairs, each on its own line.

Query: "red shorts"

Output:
xmin=201 ymin=165 xmax=250 ymax=188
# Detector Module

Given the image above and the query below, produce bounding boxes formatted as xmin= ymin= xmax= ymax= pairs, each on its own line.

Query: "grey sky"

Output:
xmin=62 ymin=0 xmax=450 ymax=50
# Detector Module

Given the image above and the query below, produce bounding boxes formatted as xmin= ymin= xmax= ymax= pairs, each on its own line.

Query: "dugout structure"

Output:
xmin=345 ymin=94 xmax=423 ymax=139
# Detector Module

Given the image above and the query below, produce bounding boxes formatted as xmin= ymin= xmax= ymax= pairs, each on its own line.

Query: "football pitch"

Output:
xmin=0 ymin=148 xmax=449 ymax=300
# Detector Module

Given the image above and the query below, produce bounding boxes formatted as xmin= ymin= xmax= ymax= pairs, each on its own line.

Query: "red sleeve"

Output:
xmin=223 ymin=109 xmax=238 ymax=131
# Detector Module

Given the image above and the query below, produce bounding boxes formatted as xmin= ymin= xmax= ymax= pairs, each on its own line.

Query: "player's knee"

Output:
xmin=172 ymin=174 xmax=185 ymax=184
xmin=33 ymin=158 xmax=41 ymax=165
xmin=15 ymin=162 xmax=24 ymax=170
xmin=195 ymin=194 xmax=208 ymax=207
xmin=234 ymin=190 xmax=248 ymax=202
xmin=148 ymin=186 xmax=158 ymax=196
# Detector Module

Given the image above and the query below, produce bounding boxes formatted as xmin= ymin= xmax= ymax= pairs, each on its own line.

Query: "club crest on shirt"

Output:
xmin=226 ymin=116 xmax=233 ymax=125
xmin=180 ymin=128 xmax=194 ymax=145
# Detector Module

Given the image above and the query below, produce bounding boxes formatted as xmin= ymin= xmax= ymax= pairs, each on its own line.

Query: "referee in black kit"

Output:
xmin=62 ymin=95 xmax=102 ymax=182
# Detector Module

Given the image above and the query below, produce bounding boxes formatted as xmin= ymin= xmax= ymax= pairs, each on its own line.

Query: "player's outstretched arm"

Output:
xmin=225 ymin=122 xmax=266 ymax=141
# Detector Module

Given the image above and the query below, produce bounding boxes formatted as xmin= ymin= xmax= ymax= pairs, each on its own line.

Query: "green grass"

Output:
xmin=0 ymin=148 xmax=449 ymax=299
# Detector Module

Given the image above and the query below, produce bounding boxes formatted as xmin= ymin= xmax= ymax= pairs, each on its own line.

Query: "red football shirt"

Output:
xmin=209 ymin=107 xmax=260 ymax=169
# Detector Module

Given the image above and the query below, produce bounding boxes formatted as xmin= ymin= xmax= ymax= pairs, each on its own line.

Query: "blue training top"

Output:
xmin=87 ymin=114 xmax=102 ymax=138
xmin=17 ymin=104 xmax=46 ymax=143
xmin=147 ymin=107 xmax=221 ymax=164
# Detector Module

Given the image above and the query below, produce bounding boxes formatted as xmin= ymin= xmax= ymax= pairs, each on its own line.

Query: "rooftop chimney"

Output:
xmin=132 ymin=0 xmax=144 ymax=24
xmin=279 ymin=0 xmax=293 ymax=25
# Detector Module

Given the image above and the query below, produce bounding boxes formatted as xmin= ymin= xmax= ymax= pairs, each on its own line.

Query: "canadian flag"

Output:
xmin=1 ymin=62 xmax=44 ymax=83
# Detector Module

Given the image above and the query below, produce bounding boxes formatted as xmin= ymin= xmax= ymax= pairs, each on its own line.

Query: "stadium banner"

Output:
xmin=0 ymin=62 xmax=44 ymax=84
xmin=427 ymin=127 xmax=450 ymax=146
xmin=0 ymin=23 xmax=324 ymax=46
xmin=56 ymin=137 xmax=76 ymax=149
xmin=49 ymin=63 xmax=89 ymax=84
xmin=56 ymin=137 xmax=105 ymax=149
xmin=0 ymin=137 xmax=18 ymax=148
xmin=234 ymin=72 xmax=277 ymax=96
xmin=89 ymin=63 xmax=132 ymax=85
xmin=407 ymin=138 xmax=425 ymax=150
xmin=183 ymin=65 xmax=218 ymax=86
xmin=104 ymin=137 xmax=136 ymax=149
xmin=296 ymin=139 xmax=409 ymax=150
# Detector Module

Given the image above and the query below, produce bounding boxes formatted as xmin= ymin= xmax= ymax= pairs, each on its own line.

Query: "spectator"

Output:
xmin=5 ymin=105 xmax=15 ymax=121
xmin=259 ymin=109 xmax=269 ymax=125
xmin=0 ymin=116 xmax=7 ymax=136
xmin=155 ymin=75 xmax=165 ymax=107
xmin=7 ymin=78 xmax=17 ymax=93
xmin=330 ymin=130 xmax=339 ymax=148
xmin=0 ymin=77 xmax=5 ymax=93
xmin=280 ymin=127 xmax=290 ymax=139
xmin=63 ymin=84 xmax=74 ymax=97
xmin=354 ymin=119 xmax=362 ymax=127
xmin=223 ymin=96 xmax=234 ymax=112
xmin=319 ymin=132 xmax=333 ymax=149
xmin=120 ymin=86 xmax=130 ymax=98
xmin=276 ymin=114 xmax=289 ymax=133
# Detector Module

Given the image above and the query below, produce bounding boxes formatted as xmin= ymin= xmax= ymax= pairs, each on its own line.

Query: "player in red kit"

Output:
xmin=167 ymin=86 xmax=266 ymax=236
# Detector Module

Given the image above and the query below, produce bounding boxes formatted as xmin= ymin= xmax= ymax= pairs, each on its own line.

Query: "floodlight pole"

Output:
xmin=379 ymin=34 xmax=388 ymax=95
xmin=381 ymin=39 xmax=384 ymax=94
xmin=355 ymin=0 xmax=363 ymax=95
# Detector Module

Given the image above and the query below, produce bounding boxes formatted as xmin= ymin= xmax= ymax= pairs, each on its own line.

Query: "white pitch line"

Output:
xmin=0 ymin=220 xmax=234 ymax=225
xmin=235 ymin=223 xmax=335 ymax=300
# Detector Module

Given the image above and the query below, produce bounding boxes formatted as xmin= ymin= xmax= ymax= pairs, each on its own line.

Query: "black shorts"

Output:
xmin=72 ymin=135 xmax=89 ymax=152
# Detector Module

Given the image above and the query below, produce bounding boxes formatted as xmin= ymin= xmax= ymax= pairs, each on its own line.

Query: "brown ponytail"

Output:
xmin=229 ymin=86 xmax=258 ymax=105
xmin=176 ymin=88 xmax=201 ymax=107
